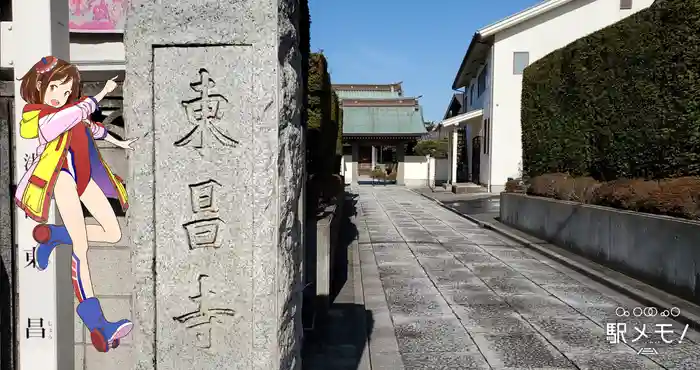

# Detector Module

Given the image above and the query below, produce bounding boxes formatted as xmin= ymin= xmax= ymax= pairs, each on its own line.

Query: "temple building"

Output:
xmin=335 ymin=83 xmax=427 ymax=185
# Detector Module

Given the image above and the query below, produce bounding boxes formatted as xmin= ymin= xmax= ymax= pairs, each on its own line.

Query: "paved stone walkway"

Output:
xmin=356 ymin=186 xmax=700 ymax=370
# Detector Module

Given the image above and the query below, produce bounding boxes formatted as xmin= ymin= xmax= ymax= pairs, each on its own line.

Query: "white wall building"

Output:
xmin=440 ymin=0 xmax=654 ymax=192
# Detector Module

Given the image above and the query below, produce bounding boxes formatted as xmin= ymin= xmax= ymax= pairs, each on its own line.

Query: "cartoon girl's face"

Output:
xmin=40 ymin=77 xmax=73 ymax=108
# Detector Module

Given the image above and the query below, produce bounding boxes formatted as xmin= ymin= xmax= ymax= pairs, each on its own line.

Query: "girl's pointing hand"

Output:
xmin=118 ymin=137 xmax=138 ymax=150
xmin=104 ymin=76 xmax=119 ymax=94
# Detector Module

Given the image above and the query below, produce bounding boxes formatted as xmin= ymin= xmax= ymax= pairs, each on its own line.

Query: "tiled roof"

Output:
xmin=333 ymin=82 xmax=403 ymax=91
xmin=333 ymin=82 xmax=404 ymax=100
xmin=342 ymin=98 xmax=418 ymax=107
xmin=335 ymin=90 xmax=401 ymax=99
xmin=342 ymin=105 xmax=427 ymax=136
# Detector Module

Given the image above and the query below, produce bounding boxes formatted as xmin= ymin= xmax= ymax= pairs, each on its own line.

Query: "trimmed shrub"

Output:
xmin=528 ymin=173 xmax=600 ymax=202
xmin=504 ymin=179 xmax=525 ymax=193
xmin=414 ymin=139 xmax=448 ymax=158
xmin=370 ymin=168 xmax=386 ymax=180
xmin=514 ymin=173 xmax=700 ymax=220
xmin=528 ymin=173 xmax=568 ymax=198
xmin=521 ymin=0 xmax=700 ymax=181
xmin=646 ymin=177 xmax=700 ymax=219
xmin=591 ymin=179 xmax=659 ymax=211
xmin=386 ymin=169 xmax=397 ymax=181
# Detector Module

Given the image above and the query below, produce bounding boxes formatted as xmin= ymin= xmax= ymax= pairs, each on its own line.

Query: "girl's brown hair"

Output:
xmin=19 ymin=56 xmax=81 ymax=104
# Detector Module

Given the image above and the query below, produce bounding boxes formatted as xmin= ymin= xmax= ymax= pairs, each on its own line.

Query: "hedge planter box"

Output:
xmin=500 ymin=193 xmax=700 ymax=303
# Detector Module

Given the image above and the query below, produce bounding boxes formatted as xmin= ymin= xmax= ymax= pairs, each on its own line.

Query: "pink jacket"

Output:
xmin=15 ymin=98 xmax=118 ymax=222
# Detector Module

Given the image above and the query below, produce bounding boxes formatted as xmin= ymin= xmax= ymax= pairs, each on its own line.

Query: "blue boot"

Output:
xmin=33 ymin=224 xmax=72 ymax=271
xmin=76 ymin=297 xmax=133 ymax=352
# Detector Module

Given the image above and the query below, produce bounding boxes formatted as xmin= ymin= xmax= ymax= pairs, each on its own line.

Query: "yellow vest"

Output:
xmin=16 ymin=110 xmax=128 ymax=222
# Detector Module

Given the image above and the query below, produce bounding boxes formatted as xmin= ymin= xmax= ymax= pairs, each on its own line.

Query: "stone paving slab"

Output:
xmin=350 ymin=185 xmax=700 ymax=370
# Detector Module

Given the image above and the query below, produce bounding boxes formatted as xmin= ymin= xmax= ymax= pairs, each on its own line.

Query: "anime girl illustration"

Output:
xmin=15 ymin=56 xmax=136 ymax=352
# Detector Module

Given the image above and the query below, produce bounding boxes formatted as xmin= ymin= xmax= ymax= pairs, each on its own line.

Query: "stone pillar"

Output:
xmin=11 ymin=1 xmax=73 ymax=369
xmin=451 ymin=129 xmax=459 ymax=184
xmin=351 ymin=142 xmax=359 ymax=184
xmin=124 ymin=1 xmax=303 ymax=369
xmin=0 ymin=92 xmax=13 ymax=370
xmin=396 ymin=142 xmax=405 ymax=186
xmin=371 ymin=145 xmax=376 ymax=169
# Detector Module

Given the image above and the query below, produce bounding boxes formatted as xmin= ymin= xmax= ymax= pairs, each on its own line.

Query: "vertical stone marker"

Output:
xmin=12 ymin=1 xmax=74 ymax=369
xmin=124 ymin=1 xmax=303 ymax=370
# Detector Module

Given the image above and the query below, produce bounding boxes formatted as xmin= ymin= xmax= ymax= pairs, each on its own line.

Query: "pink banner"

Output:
xmin=69 ymin=0 xmax=126 ymax=32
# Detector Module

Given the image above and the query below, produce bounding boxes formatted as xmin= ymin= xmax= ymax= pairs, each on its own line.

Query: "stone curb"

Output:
xmin=351 ymin=231 xmax=372 ymax=370
xmin=412 ymin=189 xmax=700 ymax=332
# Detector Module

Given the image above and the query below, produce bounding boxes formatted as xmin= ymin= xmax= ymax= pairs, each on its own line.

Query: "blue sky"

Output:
xmin=309 ymin=0 xmax=542 ymax=122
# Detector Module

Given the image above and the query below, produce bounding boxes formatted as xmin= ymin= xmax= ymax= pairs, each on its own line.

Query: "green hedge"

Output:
xmin=521 ymin=0 xmax=700 ymax=181
xmin=306 ymin=53 xmax=341 ymax=176
xmin=300 ymin=0 xmax=310 ymax=131
xmin=334 ymin=91 xmax=343 ymax=155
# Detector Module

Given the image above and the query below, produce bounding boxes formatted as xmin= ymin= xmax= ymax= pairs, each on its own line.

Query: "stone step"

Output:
xmin=452 ymin=183 xmax=487 ymax=194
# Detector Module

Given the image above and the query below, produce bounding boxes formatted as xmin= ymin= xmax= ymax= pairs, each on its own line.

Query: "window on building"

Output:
xmin=469 ymin=85 xmax=475 ymax=106
xmin=477 ymin=65 xmax=488 ymax=96
xmin=513 ymin=52 xmax=530 ymax=75
xmin=620 ymin=0 xmax=632 ymax=9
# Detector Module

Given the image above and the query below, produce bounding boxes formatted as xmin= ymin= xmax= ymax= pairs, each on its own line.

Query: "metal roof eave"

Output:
xmin=451 ymin=33 xmax=493 ymax=90
xmin=478 ymin=0 xmax=574 ymax=37
xmin=440 ymin=109 xmax=484 ymax=128
xmin=452 ymin=0 xmax=576 ymax=89
xmin=442 ymin=93 xmax=464 ymax=120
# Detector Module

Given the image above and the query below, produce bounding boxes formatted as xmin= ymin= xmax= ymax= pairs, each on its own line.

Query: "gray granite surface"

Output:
xmin=0 ymin=95 xmax=12 ymax=370
xmin=351 ymin=186 xmax=700 ymax=369
xmin=124 ymin=1 xmax=302 ymax=369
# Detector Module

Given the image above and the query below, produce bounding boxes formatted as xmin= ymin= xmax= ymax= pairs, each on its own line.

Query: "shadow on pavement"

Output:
xmin=357 ymin=180 xmax=396 ymax=186
xmin=441 ymin=195 xmax=500 ymax=216
xmin=302 ymin=302 xmax=374 ymax=370
xmin=302 ymin=191 xmax=374 ymax=370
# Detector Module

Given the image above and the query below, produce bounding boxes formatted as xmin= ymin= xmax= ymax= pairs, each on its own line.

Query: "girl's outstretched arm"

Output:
xmin=38 ymin=98 xmax=98 ymax=142
xmin=102 ymin=132 xmax=137 ymax=150
xmin=90 ymin=121 xmax=109 ymax=140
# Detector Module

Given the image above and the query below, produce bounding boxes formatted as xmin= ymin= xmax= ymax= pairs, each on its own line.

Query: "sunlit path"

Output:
xmin=355 ymin=186 xmax=700 ymax=369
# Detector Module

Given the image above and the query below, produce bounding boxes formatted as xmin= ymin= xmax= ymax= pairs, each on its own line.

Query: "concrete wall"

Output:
xmin=342 ymin=153 xmax=446 ymax=187
xmin=500 ymin=193 xmax=700 ymax=302
xmin=489 ymin=0 xmax=654 ymax=189
xmin=434 ymin=158 xmax=449 ymax=183
xmin=403 ymin=156 xmax=448 ymax=187
xmin=314 ymin=199 xmax=343 ymax=310
xmin=342 ymin=154 xmax=354 ymax=184
xmin=403 ymin=155 xmax=431 ymax=187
